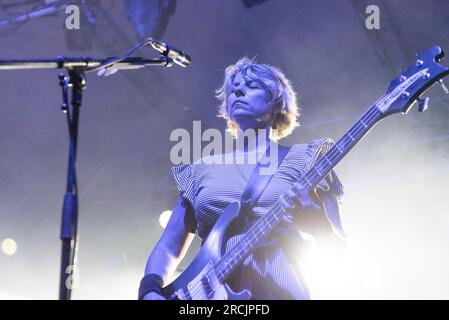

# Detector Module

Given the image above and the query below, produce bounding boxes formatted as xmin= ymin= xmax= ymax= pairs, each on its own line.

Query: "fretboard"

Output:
xmin=213 ymin=103 xmax=385 ymax=282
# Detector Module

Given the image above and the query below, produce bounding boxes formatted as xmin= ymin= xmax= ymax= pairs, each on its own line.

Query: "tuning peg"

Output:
xmin=438 ymin=79 xmax=449 ymax=94
xmin=418 ymin=96 xmax=429 ymax=112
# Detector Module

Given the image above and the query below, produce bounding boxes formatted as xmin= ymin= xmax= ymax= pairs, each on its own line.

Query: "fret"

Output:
xmin=316 ymin=161 xmax=328 ymax=176
xmin=364 ymin=107 xmax=379 ymax=123
xmin=325 ymin=151 xmax=338 ymax=165
xmin=230 ymin=254 xmax=237 ymax=267
xmin=233 ymin=243 xmax=243 ymax=258
xmin=259 ymin=219 xmax=270 ymax=233
xmin=264 ymin=218 xmax=273 ymax=229
xmin=216 ymin=270 xmax=223 ymax=282
xmin=254 ymin=222 xmax=264 ymax=235
xmin=217 ymin=204 xmax=288 ymax=280
xmin=335 ymin=144 xmax=344 ymax=153
xmin=219 ymin=262 xmax=231 ymax=278
xmin=350 ymin=124 xmax=364 ymax=138
xmin=247 ymin=229 xmax=256 ymax=242
xmin=273 ymin=207 xmax=282 ymax=219
xmin=329 ymin=148 xmax=343 ymax=162
xmin=213 ymin=102 xmax=389 ymax=284
xmin=266 ymin=217 xmax=275 ymax=229
xmin=338 ymin=137 xmax=349 ymax=150
xmin=249 ymin=226 xmax=260 ymax=241
xmin=357 ymin=110 xmax=376 ymax=130
xmin=338 ymin=116 xmax=372 ymax=153
xmin=342 ymin=129 xmax=358 ymax=147
xmin=314 ymin=166 xmax=323 ymax=177
xmin=342 ymin=136 xmax=355 ymax=149
xmin=303 ymin=175 xmax=313 ymax=187
xmin=262 ymin=217 xmax=271 ymax=229
xmin=256 ymin=221 xmax=267 ymax=236
xmin=217 ymin=262 xmax=227 ymax=280
xmin=347 ymin=131 xmax=355 ymax=141
xmin=360 ymin=118 xmax=368 ymax=128
xmin=352 ymin=119 xmax=370 ymax=136
xmin=267 ymin=213 xmax=276 ymax=225
xmin=307 ymin=173 xmax=320 ymax=187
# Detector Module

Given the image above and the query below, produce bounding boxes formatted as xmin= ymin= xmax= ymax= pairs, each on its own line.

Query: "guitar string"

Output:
xmin=184 ymin=106 xmax=382 ymax=299
xmin=186 ymin=108 xmax=381 ymax=299
xmin=186 ymin=201 xmax=285 ymax=299
xmin=186 ymin=75 xmax=438 ymax=298
xmin=184 ymin=197 xmax=278 ymax=298
xmin=213 ymin=202 xmax=283 ymax=282
xmin=288 ymin=107 xmax=381 ymax=193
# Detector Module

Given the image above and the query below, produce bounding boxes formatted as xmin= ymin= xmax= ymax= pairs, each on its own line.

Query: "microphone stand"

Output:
xmin=0 ymin=54 xmax=174 ymax=300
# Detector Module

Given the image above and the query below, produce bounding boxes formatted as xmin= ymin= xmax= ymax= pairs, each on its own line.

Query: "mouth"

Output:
xmin=232 ymin=100 xmax=248 ymax=108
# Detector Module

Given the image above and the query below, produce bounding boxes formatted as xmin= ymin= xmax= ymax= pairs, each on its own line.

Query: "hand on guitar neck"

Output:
xmin=279 ymin=183 xmax=342 ymax=241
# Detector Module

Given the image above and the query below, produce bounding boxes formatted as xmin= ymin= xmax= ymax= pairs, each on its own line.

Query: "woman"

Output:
xmin=139 ymin=57 xmax=346 ymax=300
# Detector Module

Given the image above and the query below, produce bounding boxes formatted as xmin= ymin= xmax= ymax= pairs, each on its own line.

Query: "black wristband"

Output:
xmin=138 ymin=273 xmax=164 ymax=300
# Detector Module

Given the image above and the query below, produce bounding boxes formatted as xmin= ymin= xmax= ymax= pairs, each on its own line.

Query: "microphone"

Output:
xmin=148 ymin=39 xmax=192 ymax=68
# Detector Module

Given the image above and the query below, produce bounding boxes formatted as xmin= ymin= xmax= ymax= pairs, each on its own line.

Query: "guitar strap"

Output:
xmin=240 ymin=143 xmax=291 ymax=216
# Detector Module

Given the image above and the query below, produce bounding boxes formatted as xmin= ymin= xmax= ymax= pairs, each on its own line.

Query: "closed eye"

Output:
xmin=247 ymin=80 xmax=261 ymax=89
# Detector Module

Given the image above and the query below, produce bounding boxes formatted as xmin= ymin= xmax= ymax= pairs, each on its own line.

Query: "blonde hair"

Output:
xmin=215 ymin=57 xmax=300 ymax=141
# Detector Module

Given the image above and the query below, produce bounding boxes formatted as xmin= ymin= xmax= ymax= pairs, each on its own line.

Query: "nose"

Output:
xmin=235 ymin=88 xmax=244 ymax=97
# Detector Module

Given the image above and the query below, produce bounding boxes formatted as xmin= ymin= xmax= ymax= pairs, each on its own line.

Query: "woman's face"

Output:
xmin=226 ymin=72 xmax=274 ymax=132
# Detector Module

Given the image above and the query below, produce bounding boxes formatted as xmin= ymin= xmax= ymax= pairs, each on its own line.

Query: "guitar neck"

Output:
xmin=214 ymin=102 xmax=386 ymax=282
xmin=304 ymin=104 xmax=385 ymax=188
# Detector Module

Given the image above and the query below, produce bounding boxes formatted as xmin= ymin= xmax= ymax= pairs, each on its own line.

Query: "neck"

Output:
xmin=235 ymin=127 xmax=272 ymax=154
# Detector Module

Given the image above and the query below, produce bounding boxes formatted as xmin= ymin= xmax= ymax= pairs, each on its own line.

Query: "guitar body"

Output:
xmin=162 ymin=201 xmax=252 ymax=300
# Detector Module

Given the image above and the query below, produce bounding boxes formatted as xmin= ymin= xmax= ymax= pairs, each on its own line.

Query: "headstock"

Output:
xmin=376 ymin=46 xmax=449 ymax=116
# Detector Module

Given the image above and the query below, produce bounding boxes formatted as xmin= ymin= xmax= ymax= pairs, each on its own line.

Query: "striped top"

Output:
xmin=171 ymin=138 xmax=344 ymax=300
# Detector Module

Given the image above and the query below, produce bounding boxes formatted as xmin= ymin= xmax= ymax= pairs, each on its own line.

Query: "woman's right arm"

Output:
xmin=142 ymin=196 xmax=196 ymax=300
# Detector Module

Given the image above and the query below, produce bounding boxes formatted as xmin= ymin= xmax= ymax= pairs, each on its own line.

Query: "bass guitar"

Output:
xmin=162 ymin=45 xmax=449 ymax=300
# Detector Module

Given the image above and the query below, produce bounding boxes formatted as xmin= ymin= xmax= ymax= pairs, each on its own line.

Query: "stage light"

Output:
xmin=300 ymin=240 xmax=350 ymax=298
xmin=124 ymin=0 xmax=177 ymax=41
xmin=1 ymin=238 xmax=17 ymax=256
xmin=159 ymin=210 xmax=172 ymax=229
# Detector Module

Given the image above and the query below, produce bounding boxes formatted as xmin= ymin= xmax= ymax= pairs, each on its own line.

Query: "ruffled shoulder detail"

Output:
xmin=171 ymin=163 xmax=198 ymax=208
